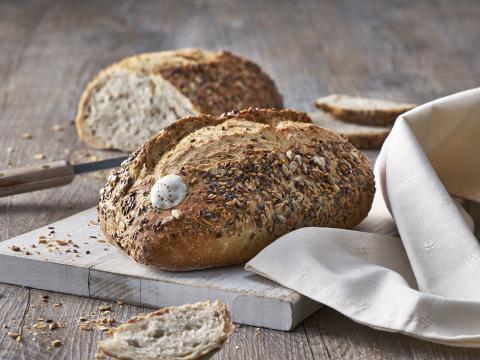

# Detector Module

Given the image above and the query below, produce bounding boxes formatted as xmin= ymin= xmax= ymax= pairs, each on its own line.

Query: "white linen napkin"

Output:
xmin=245 ymin=88 xmax=480 ymax=347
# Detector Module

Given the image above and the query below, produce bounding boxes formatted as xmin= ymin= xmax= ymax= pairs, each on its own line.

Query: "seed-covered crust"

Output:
xmin=158 ymin=50 xmax=283 ymax=114
xmin=75 ymin=48 xmax=283 ymax=150
xmin=98 ymin=108 xmax=375 ymax=271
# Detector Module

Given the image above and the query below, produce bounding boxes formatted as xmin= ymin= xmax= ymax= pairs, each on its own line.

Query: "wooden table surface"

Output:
xmin=1 ymin=0 xmax=480 ymax=358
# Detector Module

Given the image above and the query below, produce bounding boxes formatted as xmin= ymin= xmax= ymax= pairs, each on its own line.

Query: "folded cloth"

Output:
xmin=246 ymin=88 xmax=480 ymax=347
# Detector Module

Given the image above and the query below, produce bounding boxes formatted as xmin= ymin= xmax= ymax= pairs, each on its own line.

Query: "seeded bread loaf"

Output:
xmin=98 ymin=300 xmax=234 ymax=360
xmin=310 ymin=111 xmax=390 ymax=149
xmin=315 ymin=94 xmax=416 ymax=126
xmin=76 ymin=48 xmax=283 ymax=152
xmin=98 ymin=108 xmax=375 ymax=271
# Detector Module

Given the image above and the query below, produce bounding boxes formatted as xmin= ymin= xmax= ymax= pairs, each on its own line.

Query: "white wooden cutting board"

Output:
xmin=0 ymin=207 xmax=321 ymax=331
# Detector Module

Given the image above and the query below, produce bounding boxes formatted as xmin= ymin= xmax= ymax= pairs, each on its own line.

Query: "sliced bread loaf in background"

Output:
xmin=315 ymin=94 xmax=416 ymax=126
xmin=310 ymin=111 xmax=390 ymax=150
xmin=98 ymin=300 xmax=234 ymax=360
xmin=76 ymin=48 xmax=283 ymax=152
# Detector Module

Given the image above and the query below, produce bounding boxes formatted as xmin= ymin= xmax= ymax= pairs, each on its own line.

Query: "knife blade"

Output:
xmin=73 ymin=156 xmax=128 ymax=174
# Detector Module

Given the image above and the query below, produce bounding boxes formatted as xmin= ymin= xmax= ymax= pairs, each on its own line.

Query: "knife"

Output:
xmin=0 ymin=156 xmax=128 ymax=198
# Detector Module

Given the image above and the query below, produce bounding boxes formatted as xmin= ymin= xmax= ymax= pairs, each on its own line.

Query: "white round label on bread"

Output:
xmin=150 ymin=175 xmax=187 ymax=209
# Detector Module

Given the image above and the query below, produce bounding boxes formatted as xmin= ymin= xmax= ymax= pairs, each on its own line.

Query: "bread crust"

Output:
xmin=315 ymin=94 xmax=415 ymax=127
xmin=310 ymin=111 xmax=390 ymax=150
xmin=98 ymin=108 xmax=375 ymax=271
xmin=75 ymin=49 xmax=283 ymax=150
xmin=98 ymin=300 xmax=234 ymax=360
xmin=158 ymin=50 xmax=283 ymax=114
xmin=347 ymin=131 xmax=389 ymax=150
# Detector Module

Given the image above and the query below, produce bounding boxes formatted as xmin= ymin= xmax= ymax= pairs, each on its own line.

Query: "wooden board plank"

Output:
xmin=0 ymin=207 xmax=320 ymax=331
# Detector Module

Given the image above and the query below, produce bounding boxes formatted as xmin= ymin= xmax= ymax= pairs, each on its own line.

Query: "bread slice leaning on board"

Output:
xmin=98 ymin=301 xmax=234 ymax=360
xmin=98 ymin=108 xmax=375 ymax=271
xmin=75 ymin=48 xmax=283 ymax=152
xmin=315 ymin=94 xmax=416 ymax=126
xmin=310 ymin=111 xmax=390 ymax=150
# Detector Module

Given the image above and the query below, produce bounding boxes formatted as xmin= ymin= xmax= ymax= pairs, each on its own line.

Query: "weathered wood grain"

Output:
xmin=304 ymin=307 xmax=480 ymax=360
xmin=0 ymin=287 xmax=147 ymax=360
xmin=1 ymin=0 xmax=480 ymax=359
xmin=213 ymin=323 xmax=316 ymax=360
xmin=0 ymin=284 xmax=32 ymax=360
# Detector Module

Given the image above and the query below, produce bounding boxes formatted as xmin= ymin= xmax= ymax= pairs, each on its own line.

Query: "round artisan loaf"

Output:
xmin=98 ymin=108 xmax=375 ymax=271
xmin=76 ymin=48 xmax=283 ymax=152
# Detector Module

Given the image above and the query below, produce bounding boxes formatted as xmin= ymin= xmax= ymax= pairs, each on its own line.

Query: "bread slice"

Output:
xmin=76 ymin=48 xmax=283 ymax=152
xmin=315 ymin=94 xmax=416 ymax=126
xmin=310 ymin=111 xmax=390 ymax=149
xmin=98 ymin=108 xmax=375 ymax=270
xmin=98 ymin=300 xmax=234 ymax=360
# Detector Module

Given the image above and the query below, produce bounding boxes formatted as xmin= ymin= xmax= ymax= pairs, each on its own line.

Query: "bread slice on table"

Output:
xmin=75 ymin=48 xmax=283 ymax=152
xmin=310 ymin=111 xmax=390 ymax=150
xmin=98 ymin=108 xmax=375 ymax=271
xmin=315 ymin=94 xmax=416 ymax=126
xmin=98 ymin=300 xmax=234 ymax=360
